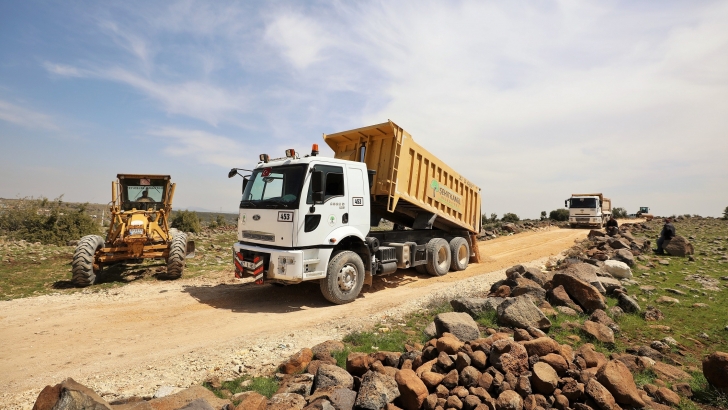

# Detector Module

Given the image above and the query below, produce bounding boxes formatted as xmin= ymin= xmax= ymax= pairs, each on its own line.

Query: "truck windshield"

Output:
xmin=241 ymin=165 xmax=307 ymax=209
xmin=570 ymin=198 xmax=598 ymax=208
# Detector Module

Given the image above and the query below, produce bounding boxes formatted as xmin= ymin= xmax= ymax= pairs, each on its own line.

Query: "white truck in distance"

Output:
xmin=565 ymin=193 xmax=612 ymax=228
xmin=228 ymin=121 xmax=482 ymax=304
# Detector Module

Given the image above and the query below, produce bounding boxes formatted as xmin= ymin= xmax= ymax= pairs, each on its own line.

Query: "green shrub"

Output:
xmin=501 ymin=213 xmax=519 ymax=223
xmin=208 ymin=214 xmax=227 ymax=229
xmin=549 ymin=208 xmax=570 ymax=221
xmin=490 ymin=213 xmax=498 ymax=222
xmin=723 ymin=206 xmax=728 ymax=220
xmin=540 ymin=211 xmax=547 ymax=220
xmin=0 ymin=197 xmax=100 ymax=245
xmin=612 ymin=207 xmax=628 ymax=218
xmin=171 ymin=210 xmax=202 ymax=233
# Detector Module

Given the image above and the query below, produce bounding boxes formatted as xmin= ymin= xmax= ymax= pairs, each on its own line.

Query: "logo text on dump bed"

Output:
xmin=427 ymin=179 xmax=463 ymax=213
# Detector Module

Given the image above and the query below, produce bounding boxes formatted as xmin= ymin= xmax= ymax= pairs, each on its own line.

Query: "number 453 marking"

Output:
xmin=278 ymin=211 xmax=293 ymax=222
xmin=352 ymin=197 xmax=364 ymax=206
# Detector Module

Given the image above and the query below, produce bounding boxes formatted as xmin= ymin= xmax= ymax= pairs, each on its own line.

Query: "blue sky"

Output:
xmin=1 ymin=0 xmax=727 ymax=218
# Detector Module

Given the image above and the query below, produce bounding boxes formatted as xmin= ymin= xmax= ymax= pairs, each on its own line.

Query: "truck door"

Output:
xmin=346 ymin=166 xmax=369 ymax=235
xmin=297 ymin=164 xmax=347 ymax=247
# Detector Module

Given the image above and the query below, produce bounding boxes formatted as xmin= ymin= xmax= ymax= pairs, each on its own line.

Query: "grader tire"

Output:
xmin=163 ymin=232 xmax=187 ymax=280
xmin=71 ymin=235 xmax=105 ymax=287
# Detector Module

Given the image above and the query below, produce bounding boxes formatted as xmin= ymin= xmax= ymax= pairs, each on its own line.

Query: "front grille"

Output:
xmin=242 ymin=230 xmax=276 ymax=242
xmin=576 ymin=217 xmax=591 ymax=222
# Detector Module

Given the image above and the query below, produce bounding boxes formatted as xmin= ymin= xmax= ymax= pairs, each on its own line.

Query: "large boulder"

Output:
xmin=585 ymin=378 xmax=620 ymax=410
xmin=703 ymin=352 xmax=728 ymax=393
xmin=613 ymin=250 xmax=635 ymax=267
xmin=450 ymin=297 xmax=502 ymax=318
xmin=32 ymin=378 xmax=112 ymax=410
xmin=495 ymin=390 xmax=523 ymax=410
xmin=547 ymin=285 xmax=583 ymax=313
xmin=496 ymin=296 xmax=552 ymax=330
xmin=232 ymin=392 xmax=267 ymax=410
xmin=395 ymin=369 xmax=428 ymax=410
xmin=561 ymin=263 xmax=600 ymax=282
xmin=314 ymin=364 xmax=354 ymax=390
xmin=354 ymin=370 xmax=400 ymax=410
xmin=311 ymin=340 xmax=345 ymax=361
xmin=583 ymin=320 xmax=615 ymax=344
xmin=307 ymin=387 xmax=357 ymax=410
xmin=551 ymin=273 xmax=606 ymax=313
xmin=604 ymin=260 xmax=632 ymax=279
xmin=663 ymin=236 xmax=694 ymax=256
xmin=596 ymin=360 xmax=645 ymax=407
xmin=434 ymin=312 xmax=480 ymax=341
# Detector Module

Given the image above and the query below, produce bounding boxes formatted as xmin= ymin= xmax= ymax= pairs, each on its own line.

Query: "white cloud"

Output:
xmin=148 ymin=127 xmax=246 ymax=168
xmin=264 ymin=12 xmax=332 ymax=70
xmin=0 ymin=100 xmax=59 ymax=131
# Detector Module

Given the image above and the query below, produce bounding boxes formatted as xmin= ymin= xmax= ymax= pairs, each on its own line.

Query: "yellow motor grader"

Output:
xmin=71 ymin=174 xmax=194 ymax=287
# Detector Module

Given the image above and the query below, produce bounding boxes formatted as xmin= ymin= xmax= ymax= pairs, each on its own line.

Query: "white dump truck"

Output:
xmin=565 ymin=193 xmax=612 ymax=228
xmin=228 ymin=120 xmax=482 ymax=304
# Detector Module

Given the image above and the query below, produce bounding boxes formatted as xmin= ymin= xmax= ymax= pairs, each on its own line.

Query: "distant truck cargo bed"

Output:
xmin=324 ymin=120 xmax=481 ymax=234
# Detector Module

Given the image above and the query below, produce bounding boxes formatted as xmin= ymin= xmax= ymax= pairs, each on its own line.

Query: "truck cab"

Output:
xmin=565 ymin=193 xmax=611 ymax=228
xmin=231 ymin=148 xmax=371 ymax=299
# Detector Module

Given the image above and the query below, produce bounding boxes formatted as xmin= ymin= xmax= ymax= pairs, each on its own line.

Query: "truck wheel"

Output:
xmin=415 ymin=265 xmax=428 ymax=275
xmin=449 ymin=237 xmax=470 ymax=271
xmin=425 ymin=238 xmax=451 ymax=276
xmin=162 ymin=232 xmax=187 ymax=280
xmin=71 ymin=235 xmax=105 ymax=287
xmin=320 ymin=251 xmax=365 ymax=304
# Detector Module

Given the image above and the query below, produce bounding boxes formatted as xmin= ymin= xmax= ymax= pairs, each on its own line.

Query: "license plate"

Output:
xmin=242 ymin=261 xmax=255 ymax=269
xmin=129 ymin=228 xmax=144 ymax=235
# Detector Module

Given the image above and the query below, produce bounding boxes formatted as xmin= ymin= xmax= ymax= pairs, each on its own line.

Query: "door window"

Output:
xmin=307 ymin=165 xmax=344 ymax=204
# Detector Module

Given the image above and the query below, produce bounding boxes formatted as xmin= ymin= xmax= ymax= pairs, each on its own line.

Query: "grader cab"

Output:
xmin=71 ymin=174 xmax=194 ymax=287
xmin=636 ymin=206 xmax=654 ymax=221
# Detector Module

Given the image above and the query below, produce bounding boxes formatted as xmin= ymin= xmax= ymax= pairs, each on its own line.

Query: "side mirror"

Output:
xmin=312 ymin=170 xmax=324 ymax=204
xmin=242 ymin=177 xmax=249 ymax=194
xmin=564 ymin=200 xmax=568 ymax=208
xmin=228 ymin=168 xmax=238 ymax=178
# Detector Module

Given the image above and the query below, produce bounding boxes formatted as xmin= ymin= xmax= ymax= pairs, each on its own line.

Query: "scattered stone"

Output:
xmin=551 ymin=273 xmax=606 ymax=313
xmin=395 ymin=369 xmax=428 ymax=410
xmin=656 ymin=296 xmax=680 ymax=305
xmin=617 ymin=293 xmax=641 ymax=313
xmin=496 ymin=296 xmax=552 ymax=330
xmin=703 ymin=351 xmax=728 ymax=394
xmin=596 ymin=360 xmax=645 ymax=407
xmin=354 ymin=370 xmax=400 ymax=410
xmin=585 ymin=378 xmax=620 ymax=410
xmin=281 ymin=348 xmax=314 ymax=374
xmin=434 ymin=312 xmax=481 ymax=341
xmin=582 ymin=320 xmax=615 ymax=344
xmin=451 ymin=297 xmax=502 ymax=318
xmin=531 ymin=362 xmax=558 ymax=395
xmin=643 ymin=307 xmax=665 ymax=321
xmin=314 ymin=364 xmax=354 ymax=390
xmin=654 ymin=387 xmax=681 ymax=406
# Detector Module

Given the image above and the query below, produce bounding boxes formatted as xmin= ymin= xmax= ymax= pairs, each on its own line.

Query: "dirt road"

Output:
xmin=0 ymin=226 xmax=587 ymax=407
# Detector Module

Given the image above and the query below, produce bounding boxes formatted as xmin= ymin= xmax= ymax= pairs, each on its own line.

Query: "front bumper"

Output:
xmin=569 ymin=216 xmax=602 ymax=226
xmin=233 ymin=242 xmax=306 ymax=283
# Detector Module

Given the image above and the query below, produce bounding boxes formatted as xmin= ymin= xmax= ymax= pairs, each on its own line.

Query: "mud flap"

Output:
xmin=364 ymin=271 xmax=373 ymax=287
xmin=469 ymin=233 xmax=482 ymax=264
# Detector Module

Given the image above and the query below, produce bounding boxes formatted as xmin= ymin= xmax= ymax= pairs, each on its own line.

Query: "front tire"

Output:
xmin=162 ymin=232 xmax=187 ymax=280
xmin=320 ymin=251 xmax=365 ymax=304
xmin=449 ymin=237 xmax=470 ymax=271
xmin=425 ymin=238 xmax=451 ymax=276
xmin=71 ymin=235 xmax=105 ymax=287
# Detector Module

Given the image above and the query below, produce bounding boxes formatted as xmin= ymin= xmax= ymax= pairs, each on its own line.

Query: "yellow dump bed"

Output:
xmin=324 ymin=120 xmax=481 ymax=234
